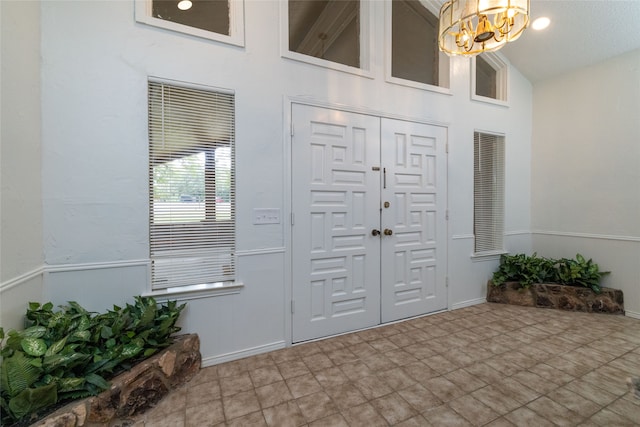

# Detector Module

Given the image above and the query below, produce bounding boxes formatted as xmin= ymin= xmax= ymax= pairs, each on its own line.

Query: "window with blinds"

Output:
xmin=148 ymin=80 xmax=235 ymax=290
xmin=474 ymin=131 xmax=505 ymax=254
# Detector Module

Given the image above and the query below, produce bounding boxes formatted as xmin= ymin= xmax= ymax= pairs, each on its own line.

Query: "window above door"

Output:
xmin=135 ymin=0 xmax=245 ymax=47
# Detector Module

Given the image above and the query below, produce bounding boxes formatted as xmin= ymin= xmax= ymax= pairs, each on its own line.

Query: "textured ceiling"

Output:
xmin=498 ymin=0 xmax=640 ymax=83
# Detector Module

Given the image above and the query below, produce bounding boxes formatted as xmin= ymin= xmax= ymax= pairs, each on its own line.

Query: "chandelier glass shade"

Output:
xmin=438 ymin=0 xmax=529 ymax=56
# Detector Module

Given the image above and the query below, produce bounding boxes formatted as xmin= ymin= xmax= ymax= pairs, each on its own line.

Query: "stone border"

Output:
xmin=487 ymin=281 xmax=624 ymax=315
xmin=32 ymin=334 xmax=201 ymax=427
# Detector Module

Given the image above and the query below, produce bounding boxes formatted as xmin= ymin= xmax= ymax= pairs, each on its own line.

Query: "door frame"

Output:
xmin=284 ymin=97 xmax=451 ymax=345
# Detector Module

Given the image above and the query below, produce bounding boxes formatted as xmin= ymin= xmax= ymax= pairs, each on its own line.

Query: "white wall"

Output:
xmin=2 ymin=0 xmax=533 ymax=363
xmin=0 ymin=0 xmax=44 ymax=331
xmin=531 ymin=48 xmax=640 ymax=317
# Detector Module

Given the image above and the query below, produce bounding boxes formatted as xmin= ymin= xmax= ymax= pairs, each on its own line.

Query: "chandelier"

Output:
xmin=438 ymin=0 xmax=529 ymax=56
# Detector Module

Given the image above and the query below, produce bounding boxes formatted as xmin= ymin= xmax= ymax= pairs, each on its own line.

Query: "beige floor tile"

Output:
xmin=503 ymin=406 xmax=555 ymax=427
xmin=296 ymin=391 xmax=339 ymax=423
xmin=224 ymin=410 xmax=267 ymax=427
xmin=422 ymin=354 xmax=460 ymax=375
xmin=313 ymin=366 xmax=349 ymax=389
xmin=448 ymin=394 xmax=500 ymax=426
xmin=378 ymin=366 xmax=417 ymax=391
xmin=527 ymin=362 xmax=575 ymax=386
xmin=308 ymin=413 xmax=350 ymax=427
xmin=361 ymin=352 xmax=398 ymax=371
xmin=606 ymin=397 xmax=640 ymax=424
xmin=546 ymin=386 xmax=601 ymax=417
xmin=483 ymin=417 xmax=516 ymax=427
xmin=222 ymin=389 xmax=261 ymax=420
xmin=471 ymin=385 xmax=521 ymax=415
xmin=185 ymin=399 xmax=224 ymax=426
xmin=444 ymin=368 xmax=487 ymax=393
xmin=422 ymin=404 xmax=473 ymax=426
xmin=338 ymin=360 xmax=374 ymax=381
xmin=144 ymin=409 xmax=185 ymax=427
xmin=370 ymin=392 xmax=418 ymax=425
xmin=526 ymin=396 xmax=582 ymax=427
xmin=423 ymin=376 xmax=466 ymax=402
xmin=492 ymin=377 xmax=540 ymax=405
xmin=185 ymin=379 xmax=221 ymax=408
xmin=341 ymin=402 xmax=388 ymax=427
xmin=219 ymin=372 xmax=253 ymax=397
xmin=398 ymin=383 xmax=443 ymax=412
xmin=324 ymin=383 xmax=368 ymax=411
xmin=588 ymin=408 xmax=637 ymax=426
xmin=394 ymin=414 xmax=432 ymax=426
xmin=402 ymin=360 xmax=440 ymax=384
xmin=325 ymin=347 xmax=358 ymax=365
xmin=262 ymin=400 xmax=305 ymax=427
xmin=353 ymin=373 xmax=394 ymax=400
xmin=463 ymin=362 xmax=505 ymax=384
xmin=563 ymin=379 xmax=619 ymax=406
xmin=511 ymin=370 xmax=558 ymax=395
xmin=189 ymin=365 xmax=219 ymax=386
xmin=249 ymin=365 xmax=283 ymax=388
xmin=348 ymin=342 xmax=378 ymax=359
xmin=384 ymin=348 xmax=420 ymax=366
xmin=277 ymin=358 xmax=310 ymax=379
xmin=403 ymin=342 xmax=437 ymax=359
xmin=255 ymin=380 xmax=293 ymax=409
xmin=369 ymin=337 xmax=400 ymax=352
xmin=285 ymin=373 xmax=323 ymax=398
xmin=302 ymin=352 xmax=334 ymax=373
xmin=216 ymin=360 xmax=246 ymax=378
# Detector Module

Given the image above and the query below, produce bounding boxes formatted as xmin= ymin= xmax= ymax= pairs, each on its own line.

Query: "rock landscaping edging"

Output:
xmin=487 ymin=281 xmax=624 ymax=315
xmin=31 ymin=334 xmax=201 ymax=427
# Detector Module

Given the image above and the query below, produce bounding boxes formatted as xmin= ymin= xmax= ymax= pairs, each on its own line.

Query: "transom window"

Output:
xmin=390 ymin=0 xmax=449 ymax=89
xmin=135 ymin=0 xmax=245 ymax=46
xmin=473 ymin=53 xmax=508 ymax=103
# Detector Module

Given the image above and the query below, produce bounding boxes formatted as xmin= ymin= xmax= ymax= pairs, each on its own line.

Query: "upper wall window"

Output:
xmin=388 ymin=0 xmax=449 ymax=90
xmin=135 ymin=0 xmax=245 ymax=47
xmin=284 ymin=1 xmax=371 ymax=76
xmin=472 ymin=53 xmax=508 ymax=104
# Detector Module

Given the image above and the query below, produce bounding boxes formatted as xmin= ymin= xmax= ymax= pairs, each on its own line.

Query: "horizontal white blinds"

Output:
xmin=148 ymin=80 xmax=235 ymax=290
xmin=474 ymin=131 xmax=505 ymax=253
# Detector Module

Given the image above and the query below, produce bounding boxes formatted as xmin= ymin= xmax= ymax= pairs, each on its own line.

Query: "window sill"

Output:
xmin=143 ymin=281 xmax=244 ymax=302
xmin=471 ymin=251 xmax=507 ymax=262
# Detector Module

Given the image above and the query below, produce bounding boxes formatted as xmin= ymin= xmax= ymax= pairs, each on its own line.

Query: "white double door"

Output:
xmin=291 ymin=104 xmax=447 ymax=343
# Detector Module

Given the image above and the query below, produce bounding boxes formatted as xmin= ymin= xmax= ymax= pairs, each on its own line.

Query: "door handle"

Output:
xmin=371 ymin=229 xmax=381 ymax=236
xmin=383 ymin=228 xmax=393 ymax=236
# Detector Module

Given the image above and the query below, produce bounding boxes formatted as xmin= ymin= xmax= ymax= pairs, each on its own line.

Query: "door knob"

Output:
xmin=371 ymin=229 xmax=381 ymax=236
xmin=383 ymin=228 xmax=393 ymax=236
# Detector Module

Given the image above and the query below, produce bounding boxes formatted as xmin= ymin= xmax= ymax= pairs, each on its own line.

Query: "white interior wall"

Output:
xmin=0 ymin=0 xmax=44 ymax=331
xmin=1 ymin=0 xmax=533 ymax=363
xmin=531 ymin=48 xmax=640 ymax=317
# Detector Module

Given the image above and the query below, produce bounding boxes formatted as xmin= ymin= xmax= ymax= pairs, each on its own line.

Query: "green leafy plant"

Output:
xmin=491 ymin=253 xmax=609 ymax=293
xmin=0 ymin=297 xmax=185 ymax=426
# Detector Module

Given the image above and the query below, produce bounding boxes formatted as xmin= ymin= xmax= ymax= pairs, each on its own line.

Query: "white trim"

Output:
xmin=143 ymin=282 xmax=243 ymax=302
xmin=287 ymin=96 xmax=451 ymax=130
xmin=148 ymin=76 xmax=236 ymax=95
xmin=471 ymin=251 xmax=507 ymax=262
xmin=451 ymin=297 xmax=486 ymax=311
xmin=279 ymin=0 xmax=374 ymax=79
xmin=236 ymin=247 xmax=285 ymax=257
xmin=46 ymin=259 xmax=150 ymax=273
xmin=452 ymin=234 xmax=474 ymax=240
xmin=200 ymin=341 xmax=287 ymax=367
xmin=134 ymin=0 xmax=245 ymax=47
xmin=0 ymin=266 xmax=45 ymax=292
xmin=625 ymin=310 xmax=640 ymax=320
xmin=505 ymin=230 xmax=530 ymax=236
xmin=532 ymin=230 xmax=640 ymax=243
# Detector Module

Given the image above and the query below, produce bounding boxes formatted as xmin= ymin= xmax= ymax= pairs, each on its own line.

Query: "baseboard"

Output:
xmin=200 ymin=341 xmax=287 ymax=367
xmin=625 ymin=310 xmax=640 ymax=320
xmin=451 ymin=297 xmax=486 ymax=311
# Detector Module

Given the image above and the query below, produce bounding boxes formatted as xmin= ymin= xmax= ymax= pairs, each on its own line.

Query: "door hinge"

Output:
xmin=445 ymin=210 xmax=449 ymax=220
xmin=291 ymin=300 xmax=295 ymax=314
xmin=446 ymin=142 xmax=449 ymax=153
xmin=446 ymin=277 xmax=449 ymax=287
xmin=291 ymin=213 xmax=295 ymax=225
xmin=291 ymin=123 xmax=295 ymax=137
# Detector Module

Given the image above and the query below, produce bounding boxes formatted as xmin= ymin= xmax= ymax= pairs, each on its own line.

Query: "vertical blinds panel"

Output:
xmin=148 ymin=81 xmax=235 ymax=290
xmin=474 ymin=131 xmax=505 ymax=253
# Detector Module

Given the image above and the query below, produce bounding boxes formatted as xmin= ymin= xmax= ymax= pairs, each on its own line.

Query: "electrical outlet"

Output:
xmin=253 ymin=208 xmax=280 ymax=224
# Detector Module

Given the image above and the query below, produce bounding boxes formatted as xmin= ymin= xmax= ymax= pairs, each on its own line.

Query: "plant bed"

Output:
xmin=487 ymin=281 xmax=624 ymax=314
xmin=487 ymin=252 xmax=623 ymax=314
xmin=29 ymin=333 xmax=200 ymax=427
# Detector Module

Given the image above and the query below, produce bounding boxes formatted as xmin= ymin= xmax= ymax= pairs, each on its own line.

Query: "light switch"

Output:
xmin=253 ymin=208 xmax=280 ymax=224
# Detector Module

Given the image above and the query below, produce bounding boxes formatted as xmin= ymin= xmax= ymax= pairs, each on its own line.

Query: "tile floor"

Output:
xmin=136 ymin=303 xmax=640 ymax=426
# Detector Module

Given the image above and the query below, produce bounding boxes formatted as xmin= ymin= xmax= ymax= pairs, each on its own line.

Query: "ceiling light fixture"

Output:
xmin=438 ymin=0 xmax=530 ymax=56
xmin=177 ymin=0 xmax=192 ymax=11
xmin=531 ymin=16 xmax=550 ymax=31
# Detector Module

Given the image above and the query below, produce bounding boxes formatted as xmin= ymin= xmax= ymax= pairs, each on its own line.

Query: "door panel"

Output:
xmin=291 ymin=105 xmax=448 ymax=343
xmin=292 ymin=104 xmax=381 ymax=343
xmin=380 ymin=118 xmax=447 ymax=322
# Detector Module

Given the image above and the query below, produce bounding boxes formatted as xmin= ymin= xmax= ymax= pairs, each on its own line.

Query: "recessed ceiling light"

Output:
xmin=177 ymin=0 xmax=192 ymax=11
xmin=532 ymin=17 xmax=550 ymax=31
